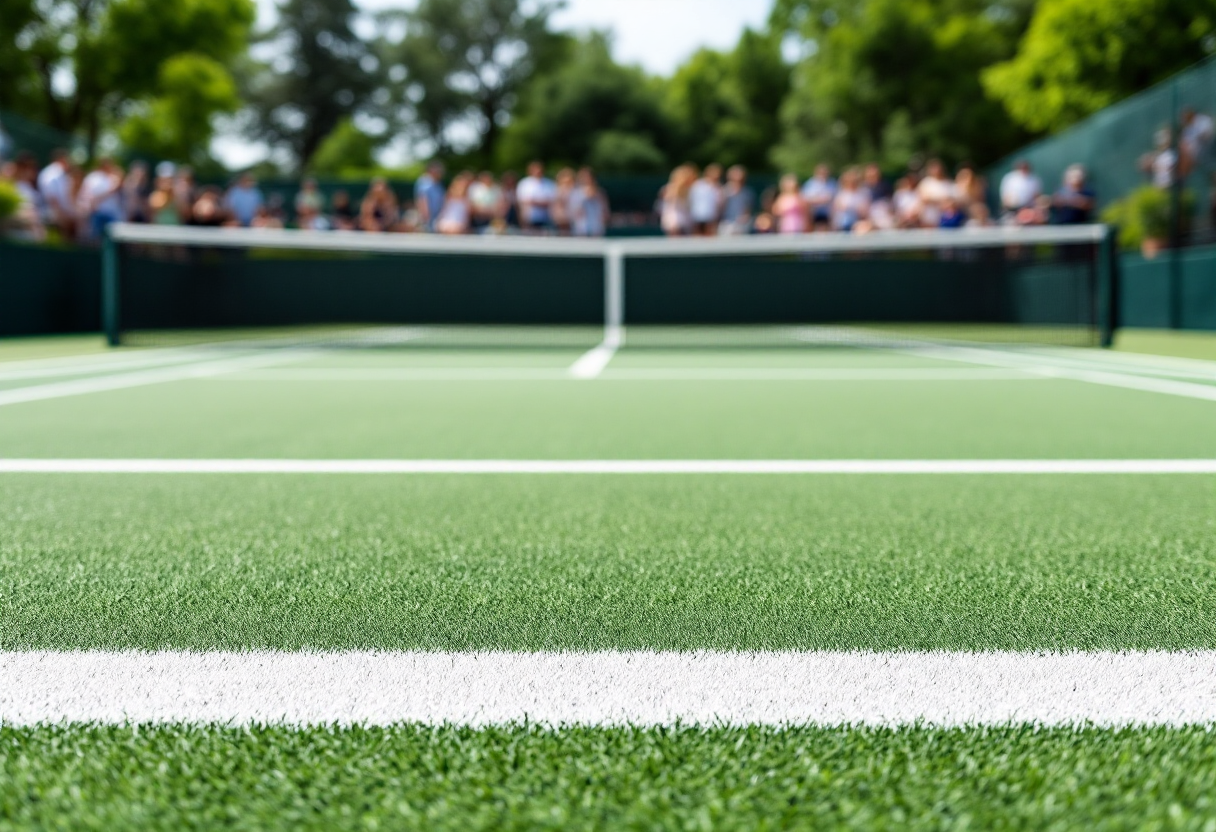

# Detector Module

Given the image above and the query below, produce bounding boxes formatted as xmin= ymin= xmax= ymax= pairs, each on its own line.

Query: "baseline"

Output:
xmin=4 ymin=650 xmax=1215 ymax=727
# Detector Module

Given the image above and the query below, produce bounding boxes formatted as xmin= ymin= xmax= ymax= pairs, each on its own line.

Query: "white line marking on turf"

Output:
xmin=0 ymin=349 xmax=222 ymax=381
xmin=216 ymin=367 xmax=1040 ymax=382
xmin=912 ymin=345 xmax=1216 ymax=402
xmin=1 ymin=459 xmax=1214 ymax=474
xmin=4 ymin=650 xmax=1216 ymax=727
xmin=568 ymin=331 xmax=622 ymax=379
xmin=0 ymin=350 xmax=317 ymax=408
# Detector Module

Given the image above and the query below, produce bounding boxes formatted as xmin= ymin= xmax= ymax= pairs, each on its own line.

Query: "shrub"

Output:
xmin=1101 ymin=184 xmax=1196 ymax=251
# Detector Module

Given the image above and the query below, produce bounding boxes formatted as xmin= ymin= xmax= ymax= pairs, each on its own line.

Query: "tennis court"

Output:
xmin=4 ymin=230 xmax=1216 ymax=827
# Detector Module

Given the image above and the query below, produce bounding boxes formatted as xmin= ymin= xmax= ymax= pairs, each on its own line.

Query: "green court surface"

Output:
xmin=3 ymin=329 xmax=1216 ymax=828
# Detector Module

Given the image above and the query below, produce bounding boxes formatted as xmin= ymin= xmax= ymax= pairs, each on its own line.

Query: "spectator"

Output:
xmin=570 ymin=167 xmax=608 ymax=237
xmin=800 ymin=164 xmax=836 ymax=228
xmin=414 ymin=161 xmax=446 ymax=232
xmin=360 ymin=177 xmax=399 ymax=232
xmin=148 ymin=172 xmax=180 ymax=225
xmin=499 ymin=170 xmax=520 ymax=228
xmin=916 ymin=159 xmax=952 ymax=227
xmin=1181 ymin=108 xmax=1215 ymax=178
xmin=468 ymin=171 xmax=503 ymax=231
xmin=938 ymin=196 xmax=965 ymax=228
xmin=122 ymin=161 xmax=150 ymax=223
xmin=999 ymin=159 xmax=1041 ymax=219
xmin=892 ymin=177 xmax=923 ymax=228
xmin=659 ymin=164 xmax=696 ymax=236
xmin=954 ymin=164 xmax=986 ymax=209
xmin=551 ymin=167 xmax=577 ymax=234
xmin=295 ymin=178 xmax=327 ymax=229
xmin=5 ymin=156 xmax=46 ymax=241
xmin=250 ymin=203 xmax=284 ymax=229
xmin=37 ymin=149 xmax=77 ymax=239
xmin=517 ymin=161 xmax=557 ymax=232
xmin=966 ymin=203 xmax=994 ymax=228
xmin=689 ymin=163 xmax=723 ymax=236
xmin=224 ymin=173 xmax=264 ymax=228
xmin=861 ymin=163 xmax=891 ymax=202
xmin=831 ymin=167 xmax=870 ymax=231
xmin=77 ymin=157 xmax=124 ymax=241
xmin=435 ymin=172 xmax=473 ymax=234
xmin=719 ymin=165 xmax=754 ymax=235
xmin=190 ymin=187 xmax=227 ymax=227
xmin=773 ymin=174 xmax=808 ymax=234
xmin=330 ymin=190 xmax=357 ymax=231
xmin=174 ymin=167 xmax=197 ymax=225
xmin=1052 ymin=165 xmax=1095 ymax=224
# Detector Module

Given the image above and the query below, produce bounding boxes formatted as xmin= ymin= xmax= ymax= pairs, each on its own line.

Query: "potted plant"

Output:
xmin=1101 ymin=185 xmax=1196 ymax=258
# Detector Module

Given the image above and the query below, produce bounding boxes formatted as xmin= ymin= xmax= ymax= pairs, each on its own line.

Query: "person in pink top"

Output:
xmin=772 ymin=174 xmax=808 ymax=234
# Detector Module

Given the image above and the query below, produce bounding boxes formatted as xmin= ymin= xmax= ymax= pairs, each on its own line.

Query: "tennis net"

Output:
xmin=103 ymin=224 xmax=1117 ymax=350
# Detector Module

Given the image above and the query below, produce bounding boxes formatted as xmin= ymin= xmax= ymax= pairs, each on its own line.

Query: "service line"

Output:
xmin=4 ymin=650 xmax=1216 ymax=727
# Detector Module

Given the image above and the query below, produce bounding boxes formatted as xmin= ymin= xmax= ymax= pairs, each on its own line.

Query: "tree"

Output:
xmin=665 ymin=28 xmax=790 ymax=170
xmin=307 ymin=117 xmax=381 ymax=175
xmin=496 ymin=33 xmax=673 ymax=172
xmin=245 ymin=0 xmax=383 ymax=169
xmin=0 ymin=0 xmax=254 ymax=157
xmin=771 ymin=0 xmax=1034 ymax=172
xmin=386 ymin=0 xmax=565 ymax=163
xmin=117 ymin=54 xmax=240 ymax=165
xmin=983 ymin=0 xmax=1216 ymax=133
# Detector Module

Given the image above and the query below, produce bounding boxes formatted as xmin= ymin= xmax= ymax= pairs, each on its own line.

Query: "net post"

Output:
xmin=604 ymin=243 xmax=625 ymax=348
xmin=101 ymin=226 xmax=120 ymax=347
xmin=1097 ymin=224 xmax=1118 ymax=348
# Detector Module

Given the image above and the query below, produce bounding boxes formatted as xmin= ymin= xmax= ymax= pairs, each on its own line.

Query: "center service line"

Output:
xmin=1 ymin=459 xmax=1216 ymax=474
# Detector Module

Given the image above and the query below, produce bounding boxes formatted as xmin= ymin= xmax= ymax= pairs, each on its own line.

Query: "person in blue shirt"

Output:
xmin=1051 ymin=165 xmax=1095 ymax=225
xmin=414 ymin=161 xmax=446 ymax=232
xmin=224 ymin=174 xmax=264 ymax=228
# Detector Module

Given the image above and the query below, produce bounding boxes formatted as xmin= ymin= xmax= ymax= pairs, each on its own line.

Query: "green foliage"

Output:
xmin=0 ymin=0 xmax=254 ymax=156
xmin=665 ymin=29 xmax=790 ymax=170
xmin=0 ymin=176 xmax=21 ymax=220
xmin=117 ymin=54 xmax=240 ymax=165
xmin=497 ymin=34 xmax=673 ymax=172
xmin=772 ymin=0 xmax=1032 ymax=173
xmin=306 ymin=118 xmax=382 ymax=176
xmin=984 ymin=0 xmax=1216 ymax=133
xmin=387 ymin=0 xmax=565 ymax=163
xmin=245 ymin=0 xmax=382 ymax=169
xmin=1101 ymin=185 xmax=1198 ymax=250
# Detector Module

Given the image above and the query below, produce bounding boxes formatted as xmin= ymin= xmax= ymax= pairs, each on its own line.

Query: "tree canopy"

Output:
xmin=983 ymin=0 xmax=1216 ymax=133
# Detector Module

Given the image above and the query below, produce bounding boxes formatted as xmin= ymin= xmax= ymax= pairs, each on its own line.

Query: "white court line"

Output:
xmin=0 ymin=350 xmax=317 ymax=408
xmin=568 ymin=333 xmax=622 ymax=379
xmin=215 ymin=367 xmax=1040 ymax=382
xmin=0 ymin=347 xmax=219 ymax=381
xmin=1 ymin=459 xmax=1214 ymax=474
xmin=4 ymin=650 xmax=1216 ymax=727
xmin=912 ymin=345 xmax=1216 ymax=402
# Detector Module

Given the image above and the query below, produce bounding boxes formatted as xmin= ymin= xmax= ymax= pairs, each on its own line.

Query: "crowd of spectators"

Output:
xmin=655 ymin=157 xmax=1095 ymax=238
xmin=10 ymin=111 xmax=1216 ymax=244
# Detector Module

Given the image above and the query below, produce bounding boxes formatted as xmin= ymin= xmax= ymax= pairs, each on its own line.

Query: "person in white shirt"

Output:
xmin=831 ymin=167 xmax=870 ymax=231
xmin=37 ymin=149 xmax=77 ymax=237
xmin=916 ymin=159 xmax=953 ymax=227
xmin=688 ymin=163 xmax=723 ymax=235
xmin=1181 ymin=108 xmax=1215 ymax=178
xmin=516 ymin=160 xmax=557 ymax=233
xmin=999 ymin=160 xmax=1042 ymax=220
xmin=468 ymin=171 xmax=504 ymax=231
xmin=77 ymin=157 xmax=123 ymax=241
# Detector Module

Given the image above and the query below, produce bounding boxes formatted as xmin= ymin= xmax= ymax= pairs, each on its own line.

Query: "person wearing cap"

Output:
xmin=1052 ymin=165 xmax=1095 ymax=225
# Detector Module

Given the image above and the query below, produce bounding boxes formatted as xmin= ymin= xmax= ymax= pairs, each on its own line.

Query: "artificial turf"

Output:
xmin=4 ymin=474 xmax=1215 ymax=652
xmin=4 ymin=723 xmax=1216 ymax=830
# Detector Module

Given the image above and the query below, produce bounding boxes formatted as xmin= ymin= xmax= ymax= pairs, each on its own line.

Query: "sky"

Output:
xmin=220 ymin=0 xmax=774 ymax=167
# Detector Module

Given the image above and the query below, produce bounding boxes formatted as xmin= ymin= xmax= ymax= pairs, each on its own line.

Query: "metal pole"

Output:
xmin=604 ymin=244 xmax=624 ymax=348
xmin=1169 ymin=80 xmax=1184 ymax=329
xmin=101 ymin=227 xmax=120 ymax=346
xmin=1097 ymin=224 xmax=1118 ymax=348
